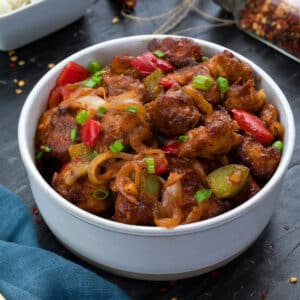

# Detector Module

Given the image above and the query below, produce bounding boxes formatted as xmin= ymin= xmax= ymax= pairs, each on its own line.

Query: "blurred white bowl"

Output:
xmin=18 ymin=35 xmax=295 ymax=280
xmin=0 ymin=0 xmax=92 ymax=51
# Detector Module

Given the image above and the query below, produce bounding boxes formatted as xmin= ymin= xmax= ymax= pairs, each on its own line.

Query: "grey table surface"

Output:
xmin=0 ymin=1 xmax=299 ymax=299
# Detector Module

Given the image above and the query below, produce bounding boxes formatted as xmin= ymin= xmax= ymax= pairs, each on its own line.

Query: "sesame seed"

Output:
xmin=112 ymin=17 xmax=120 ymax=24
xmin=13 ymin=79 xmax=18 ymax=84
xmin=18 ymin=60 xmax=25 ymax=66
xmin=48 ymin=63 xmax=55 ymax=69
xmin=290 ymin=277 xmax=298 ymax=284
xmin=10 ymin=55 xmax=18 ymax=62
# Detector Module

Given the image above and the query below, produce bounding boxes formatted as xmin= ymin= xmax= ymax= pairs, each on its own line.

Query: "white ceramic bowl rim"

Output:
xmin=18 ymin=34 xmax=295 ymax=236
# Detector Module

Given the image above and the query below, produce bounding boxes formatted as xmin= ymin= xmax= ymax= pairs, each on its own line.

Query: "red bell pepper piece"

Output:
xmin=162 ymin=140 xmax=179 ymax=155
xmin=57 ymin=62 xmax=89 ymax=86
xmin=48 ymin=84 xmax=77 ymax=108
xmin=155 ymin=157 xmax=168 ymax=175
xmin=159 ymin=78 xmax=174 ymax=89
xmin=232 ymin=109 xmax=273 ymax=145
xmin=80 ymin=119 xmax=101 ymax=148
xmin=130 ymin=52 xmax=174 ymax=76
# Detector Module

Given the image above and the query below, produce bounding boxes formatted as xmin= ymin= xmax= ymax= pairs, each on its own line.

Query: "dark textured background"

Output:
xmin=0 ymin=1 xmax=299 ymax=299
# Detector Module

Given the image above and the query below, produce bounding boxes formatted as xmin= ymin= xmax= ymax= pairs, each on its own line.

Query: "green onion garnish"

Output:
xmin=126 ymin=106 xmax=138 ymax=113
xmin=216 ymin=76 xmax=229 ymax=94
xmin=193 ymin=75 xmax=213 ymax=91
xmin=36 ymin=146 xmax=51 ymax=160
xmin=91 ymin=150 xmax=98 ymax=159
xmin=178 ymin=135 xmax=188 ymax=142
xmin=97 ymin=107 xmax=107 ymax=117
xmin=83 ymin=73 xmax=102 ymax=88
xmin=153 ymin=50 xmax=165 ymax=58
xmin=194 ymin=189 xmax=212 ymax=203
xmin=272 ymin=140 xmax=284 ymax=152
xmin=92 ymin=188 xmax=109 ymax=200
xmin=75 ymin=110 xmax=90 ymax=125
xmin=36 ymin=151 xmax=44 ymax=160
xmin=70 ymin=128 xmax=77 ymax=142
xmin=201 ymin=56 xmax=209 ymax=62
xmin=109 ymin=140 xmax=125 ymax=153
xmin=87 ymin=61 xmax=102 ymax=75
xmin=43 ymin=146 xmax=52 ymax=152
xmin=144 ymin=157 xmax=155 ymax=174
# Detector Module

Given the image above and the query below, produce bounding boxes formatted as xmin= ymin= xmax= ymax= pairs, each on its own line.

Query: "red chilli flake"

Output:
xmin=260 ymin=291 xmax=267 ymax=299
xmin=168 ymin=280 xmax=177 ymax=286
xmin=10 ymin=63 xmax=17 ymax=68
xmin=32 ymin=207 xmax=39 ymax=215
xmin=35 ymin=218 xmax=42 ymax=225
xmin=159 ymin=287 xmax=168 ymax=293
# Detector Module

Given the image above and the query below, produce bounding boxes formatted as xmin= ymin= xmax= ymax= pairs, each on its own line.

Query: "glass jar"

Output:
xmin=214 ymin=0 xmax=300 ymax=63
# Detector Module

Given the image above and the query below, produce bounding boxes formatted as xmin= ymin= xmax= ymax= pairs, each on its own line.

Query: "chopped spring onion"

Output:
xmin=153 ymin=50 xmax=165 ymax=58
xmin=36 ymin=151 xmax=44 ymax=160
xmin=97 ymin=106 xmax=107 ymax=116
xmin=43 ymin=146 xmax=52 ymax=152
xmin=70 ymin=128 xmax=77 ymax=142
xmin=87 ymin=61 xmax=102 ymax=74
xmin=201 ymin=56 xmax=209 ymax=62
xmin=109 ymin=140 xmax=125 ymax=153
xmin=216 ymin=76 xmax=229 ymax=94
xmin=272 ymin=140 xmax=284 ymax=152
xmin=75 ymin=110 xmax=90 ymax=125
xmin=91 ymin=150 xmax=98 ymax=159
xmin=194 ymin=189 xmax=212 ymax=203
xmin=178 ymin=135 xmax=188 ymax=142
xmin=92 ymin=188 xmax=109 ymax=200
xmin=36 ymin=145 xmax=51 ymax=160
xmin=83 ymin=72 xmax=103 ymax=88
xmin=193 ymin=75 xmax=213 ymax=91
xmin=126 ymin=106 xmax=138 ymax=113
xmin=144 ymin=157 xmax=155 ymax=174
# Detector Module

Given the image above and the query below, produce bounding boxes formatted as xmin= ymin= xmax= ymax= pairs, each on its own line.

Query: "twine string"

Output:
xmin=121 ymin=0 xmax=235 ymax=34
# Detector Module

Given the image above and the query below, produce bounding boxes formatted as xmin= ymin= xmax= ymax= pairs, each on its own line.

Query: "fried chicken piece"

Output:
xmin=36 ymin=105 xmax=78 ymax=162
xmin=147 ymin=85 xmax=201 ymax=136
xmin=103 ymin=72 xmax=145 ymax=98
xmin=178 ymin=110 xmax=243 ymax=158
xmin=114 ymin=194 xmax=155 ymax=225
xmin=148 ymin=37 xmax=202 ymax=68
xmin=237 ymin=137 xmax=281 ymax=179
xmin=165 ymin=64 xmax=221 ymax=105
xmin=224 ymin=79 xmax=266 ymax=113
xmin=204 ymin=50 xmax=254 ymax=83
xmin=52 ymin=170 xmax=111 ymax=214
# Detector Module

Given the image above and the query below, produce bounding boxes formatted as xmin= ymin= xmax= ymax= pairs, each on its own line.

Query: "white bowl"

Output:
xmin=18 ymin=35 xmax=295 ymax=280
xmin=0 ymin=0 xmax=92 ymax=51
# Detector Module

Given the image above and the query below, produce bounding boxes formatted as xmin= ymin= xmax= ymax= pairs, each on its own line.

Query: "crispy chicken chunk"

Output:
xmin=103 ymin=72 xmax=145 ymax=98
xmin=148 ymin=37 xmax=202 ymax=68
xmin=204 ymin=50 xmax=253 ymax=83
xmin=147 ymin=85 xmax=201 ymax=136
xmin=237 ymin=137 xmax=281 ymax=179
xmin=100 ymin=110 xmax=151 ymax=152
xmin=114 ymin=194 xmax=155 ymax=225
xmin=52 ymin=171 xmax=111 ymax=214
xmin=224 ymin=79 xmax=266 ymax=113
xmin=165 ymin=64 xmax=221 ymax=105
xmin=36 ymin=105 xmax=78 ymax=162
xmin=178 ymin=110 xmax=243 ymax=158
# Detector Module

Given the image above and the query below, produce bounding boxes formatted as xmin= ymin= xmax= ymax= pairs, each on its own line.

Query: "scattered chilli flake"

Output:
xmin=13 ymin=79 xmax=18 ymax=84
xmin=259 ymin=291 xmax=267 ymax=299
xmin=159 ymin=287 xmax=168 ymax=293
xmin=32 ymin=207 xmax=39 ymax=215
xmin=48 ymin=63 xmax=55 ymax=69
xmin=15 ymin=89 xmax=22 ymax=94
xmin=35 ymin=218 xmax=42 ymax=225
xmin=168 ymin=280 xmax=177 ymax=286
xmin=18 ymin=80 xmax=25 ymax=87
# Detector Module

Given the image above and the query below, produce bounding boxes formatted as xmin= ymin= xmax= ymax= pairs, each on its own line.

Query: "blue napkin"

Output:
xmin=0 ymin=185 xmax=130 ymax=300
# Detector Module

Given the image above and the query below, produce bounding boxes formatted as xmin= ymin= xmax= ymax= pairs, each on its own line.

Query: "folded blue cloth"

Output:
xmin=0 ymin=185 xmax=130 ymax=300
